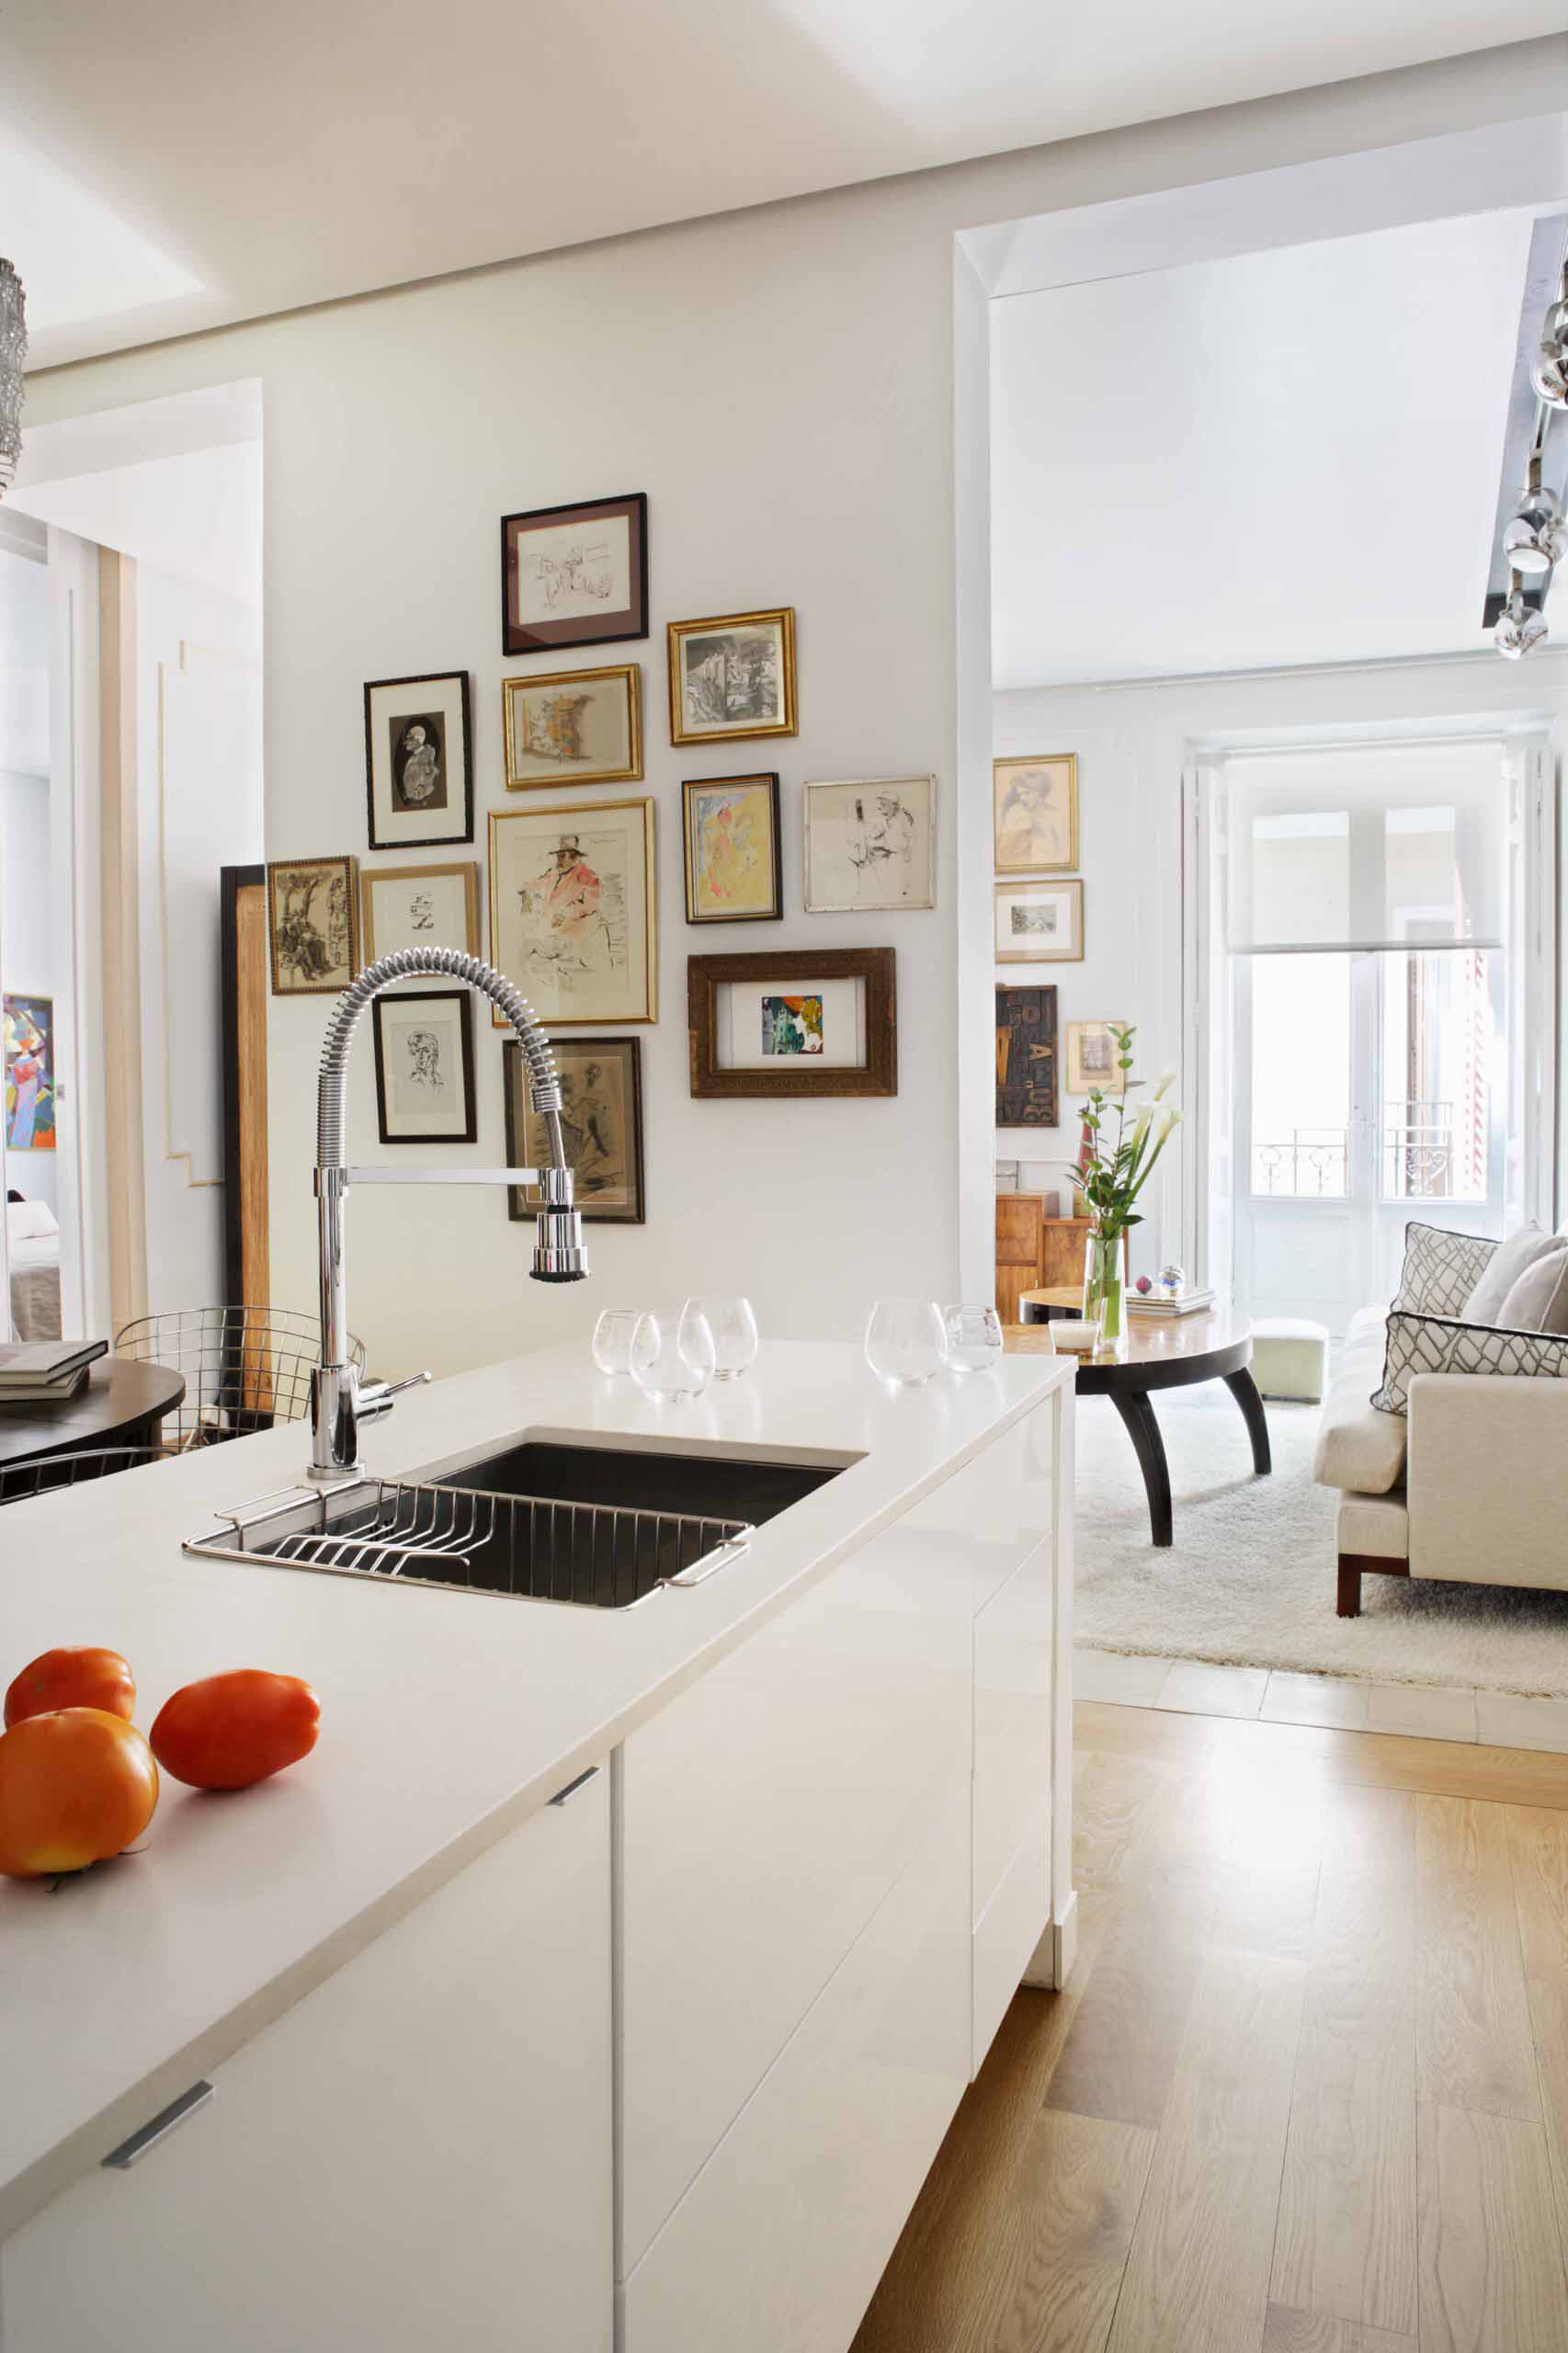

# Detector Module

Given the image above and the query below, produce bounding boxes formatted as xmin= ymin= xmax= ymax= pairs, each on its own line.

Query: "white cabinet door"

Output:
xmin=971 ymin=1533 xmax=1054 ymax=2063
xmin=2 ymin=1771 xmax=612 ymax=2353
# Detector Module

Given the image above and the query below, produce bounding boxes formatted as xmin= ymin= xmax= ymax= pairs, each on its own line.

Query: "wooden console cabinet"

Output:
xmin=995 ymin=1194 xmax=1095 ymax=1323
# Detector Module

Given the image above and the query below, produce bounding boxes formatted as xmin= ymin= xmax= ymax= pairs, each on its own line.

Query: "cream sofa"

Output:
xmin=1314 ymin=1297 xmax=1568 ymax=1617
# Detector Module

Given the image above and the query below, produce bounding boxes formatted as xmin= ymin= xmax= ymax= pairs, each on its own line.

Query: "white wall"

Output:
xmin=22 ymin=40 xmax=1561 ymax=1375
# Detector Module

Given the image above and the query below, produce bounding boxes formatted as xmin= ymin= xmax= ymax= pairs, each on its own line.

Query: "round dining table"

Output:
xmin=0 ymin=1357 xmax=187 ymax=1474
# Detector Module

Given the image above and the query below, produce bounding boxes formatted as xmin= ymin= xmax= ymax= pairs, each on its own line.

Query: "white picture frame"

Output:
xmin=802 ymin=775 xmax=936 ymax=913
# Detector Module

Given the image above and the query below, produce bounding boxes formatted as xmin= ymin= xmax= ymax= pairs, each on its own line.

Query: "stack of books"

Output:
xmin=0 ymin=1338 xmax=108 ymax=1408
xmin=1126 ymin=1286 xmax=1216 ymax=1321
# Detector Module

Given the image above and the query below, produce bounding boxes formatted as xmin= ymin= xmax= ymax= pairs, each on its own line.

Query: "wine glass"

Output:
xmin=630 ymin=1305 xmax=716 ymax=1404
xmin=863 ymin=1299 xmax=948 ymax=1387
xmin=942 ymin=1303 xmax=1004 ymax=1372
xmin=685 ymin=1295 xmax=759 ymax=1381
xmin=592 ymin=1308 xmax=644 ymax=1376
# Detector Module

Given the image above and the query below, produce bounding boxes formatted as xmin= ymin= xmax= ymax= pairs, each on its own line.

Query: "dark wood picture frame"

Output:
xmin=501 ymin=492 xmax=649 ymax=657
xmin=370 ymin=989 xmax=477 ymax=1145
xmin=687 ymin=947 xmax=896 ymax=1099
xmin=267 ymin=855 xmax=359 ymax=995
xmin=363 ymin=672 xmax=474 ymax=850
xmin=503 ymin=1035 xmax=645 ymax=1224
xmin=680 ymin=773 xmax=783 ymax=924
xmin=995 ymin=984 xmax=1059 ymax=1127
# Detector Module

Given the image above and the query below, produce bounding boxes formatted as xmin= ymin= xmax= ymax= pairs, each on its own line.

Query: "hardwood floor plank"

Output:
xmin=1270 ymin=1788 xmax=1418 ymax=2336
xmin=1211 ymin=1776 xmax=1328 ymax=1961
xmin=1043 ymin=1855 xmax=1219 ymax=2130
xmin=1416 ymin=1798 xmax=1540 ymax=2120
xmin=1506 ymin=1806 xmax=1568 ymax=2249
xmin=1260 ymin=2303 xmax=1414 ymax=2351
xmin=1073 ymin=1749 xmax=1181 ymax=1903
xmin=1103 ymin=1949 xmax=1306 ymax=2353
xmin=1416 ymin=2101 xmax=1568 ymax=2353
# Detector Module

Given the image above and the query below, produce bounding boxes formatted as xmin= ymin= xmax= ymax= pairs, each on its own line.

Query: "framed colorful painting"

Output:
xmin=488 ymin=798 xmax=657 ymax=1028
xmin=504 ymin=1035 xmax=645 ymax=1224
xmin=993 ymin=754 xmax=1078 ymax=875
xmin=687 ymin=947 xmax=896 ymax=1099
xmin=3 ymin=994 xmax=55 ymax=1151
xmin=667 ymin=608 xmax=797 ymax=745
xmin=681 ymin=774 xmax=782 ymax=924
xmin=267 ymin=856 xmax=358 ymax=994
xmin=363 ymin=672 xmax=473 ymax=849
xmin=500 ymin=492 xmax=647 ymax=657
xmin=502 ymin=665 xmax=642 ymax=790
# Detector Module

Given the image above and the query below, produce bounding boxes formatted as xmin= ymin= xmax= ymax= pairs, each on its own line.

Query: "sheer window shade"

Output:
xmin=1221 ymin=739 xmax=1506 ymax=954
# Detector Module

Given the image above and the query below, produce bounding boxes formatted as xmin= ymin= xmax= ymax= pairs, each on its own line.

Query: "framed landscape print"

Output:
xmin=501 ymin=493 xmax=647 ymax=657
xmin=4 ymin=993 xmax=55 ymax=1150
xmin=994 ymin=754 xmax=1078 ymax=875
xmin=667 ymin=608 xmax=797 ymax=745
xmin=267 ymin=856 xmax=358 ymax=994
xmin=503 ymin=665 xmax=642 ymax=790
xmin=363 ymin=673 xmax=473 ymax=849
xmin=362 ymin=861 xmax=482 ymax=963
xmin=370 ymin=990 xmax=476 ymax=1144
xmin=803 ymin=775 xmax=935 ymax=913
xmin=994 ymin=877 xmax=1084 ymax=964
xmin=488 ymin=798 xmax=657 ymax=1028
xmin=995 ymin=986 xmax=1059 ymax=1128
xmin=1066 ymin=1018 xmax=1128 ymax=1096
xmin=504 ymin=1035 xmax=644 ymax=1225
xmin=687 ymin=947 xmax=896 ymax=1099
xmin=681 ymin=774 xmax=782 ymax=924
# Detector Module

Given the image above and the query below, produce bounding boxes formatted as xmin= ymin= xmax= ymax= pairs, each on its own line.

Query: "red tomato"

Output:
xmin=5 ymin=1645 xmax=136 ymax=1729
xmin=150 ymin=1671 xmax=320 ymax=1790
xmin=0 ymin=1708 xmax=159 ymax=1879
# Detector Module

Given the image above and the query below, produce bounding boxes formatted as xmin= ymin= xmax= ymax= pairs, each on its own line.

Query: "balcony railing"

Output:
xmin=1251 ymin=1131 xmax=1347 ymax=1198
xmin=1252 ymin=1103 xmax=1480 ymax=1202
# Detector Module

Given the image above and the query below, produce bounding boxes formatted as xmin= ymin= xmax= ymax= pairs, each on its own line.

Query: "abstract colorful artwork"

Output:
xmin=682 ymin=774 xmax=781 ymax=923
xmin=4 ymin=994 xmax=54 ymax=1150
xmin=761 ymin=995 xmax=824 ymax=1055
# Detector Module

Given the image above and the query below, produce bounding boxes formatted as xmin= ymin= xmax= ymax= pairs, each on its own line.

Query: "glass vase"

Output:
xmin=1084 ymin=1224 xmax=1126 ymax=1353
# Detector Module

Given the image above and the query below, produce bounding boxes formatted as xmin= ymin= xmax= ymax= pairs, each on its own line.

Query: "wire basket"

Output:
xmin=112 ymin=1307 xmax=367 ymax=1450
xmin=0 ymin=1441 xmax=187 ymax=1511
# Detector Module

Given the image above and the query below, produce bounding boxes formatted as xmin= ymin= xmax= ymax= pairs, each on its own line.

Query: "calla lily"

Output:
xmin=1151 ymin=1071 xmax=1176 ymax=1103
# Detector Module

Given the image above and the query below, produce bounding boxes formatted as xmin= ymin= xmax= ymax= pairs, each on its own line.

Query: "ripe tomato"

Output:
xmin=0 ymin=1708 xmax=159 ymax=1879
xmin=150 ymin=1670 xmax=320 ymax=1790
xmin=5 ymin=1645 xmax=136 ymax=1729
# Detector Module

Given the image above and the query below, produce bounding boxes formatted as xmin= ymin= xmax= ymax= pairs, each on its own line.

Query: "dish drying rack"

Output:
xmin=183 ymin=1476 xmax=753 ymax=1611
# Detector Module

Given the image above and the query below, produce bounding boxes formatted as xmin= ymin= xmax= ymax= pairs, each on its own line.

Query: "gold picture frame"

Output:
xmin=502 ymin=664 xmax=642 ymax=791
xmin=360 ymin=860 xmax=482 ymax=963
xmin=994 ymin=878 xmax=1084 ymax=964
xmin=267 ymin=856 xmax=358 ymax=995
xmin=487 ymin=797 xmax=657 ymax=1028
xmin=667 ymin=608 xmax=798 ymax=745
xmin=1065 ymin=1018 xmax=1128 ymax=1096
xmin=994 ymin=753 xmax=1078 ymax=875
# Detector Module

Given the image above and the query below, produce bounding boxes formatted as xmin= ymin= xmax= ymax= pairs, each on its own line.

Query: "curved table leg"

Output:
xmin=1110 ymin=1389 xmax=1173 ymax=1549
xmin=1223 ymin=1368 xmax=1272 ymax=1475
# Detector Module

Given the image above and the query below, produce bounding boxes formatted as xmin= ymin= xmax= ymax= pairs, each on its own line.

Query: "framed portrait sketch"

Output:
xmin=993 ymin=754 xmax=1078 ymax=875
xmin=361 ymin=862 xmax=482 ymax=963
xmin=503 ymin=665 xmax=642 ymax=791
xmin=995 ymin=987 xmax=1059 ymax=1128
xmin=1066 ymin=1019 xmax=1128 ymax=1096
xmin=994 ymin=877 xmax=1084 ymax=964
xmin=667 ymin=608 xmax=797 ymax=745
xmin=681 ymin=774 xmax=782 ymax=925
xmin=363 ymin=673 xmax=473 ymax=850
xmin=687 ymin=947 xmax=896 ymax=1099
xmin=501 ymin=493 xmax=647 ymax=657
xmin=803 ymin=776 xmax=935 ymax=913
xmin=504 ymin=1035 xmax=644 ymax=1225
xmin=4 ymin=993 xmax=55 ymax=1150
xmin=488 ymin=798 xmax=656 ymax=1029
xmin=370 ymin=990 xmax=476 ymax=1144
xmin=267 ymin=856 xmax=358 ymax=994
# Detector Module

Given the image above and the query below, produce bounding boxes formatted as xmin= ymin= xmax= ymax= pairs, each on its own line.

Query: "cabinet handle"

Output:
xmin=102 ymin=2080 xmax=214 ymax=2170
xmin=548 ymin=1766 xmax=599 ymax=1807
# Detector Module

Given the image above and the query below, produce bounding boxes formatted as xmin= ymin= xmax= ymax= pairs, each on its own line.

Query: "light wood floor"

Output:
xmin=852 ymin=1701 xmax=1568 ymax=2353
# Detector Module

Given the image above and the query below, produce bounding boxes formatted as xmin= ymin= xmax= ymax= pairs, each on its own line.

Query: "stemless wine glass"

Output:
xmin=863 ymin=1299 xmax=948 ymax=1387
xmin=941 ymin=1303 xmax=1004 ymax=1372
xmin=685 ymin=1295 xmax=759 ymax=1381
xmin=630 ymin=1305 xmax=717 ymax=1404
xmin=592 ymin=1308 xmax=644 ymax=1376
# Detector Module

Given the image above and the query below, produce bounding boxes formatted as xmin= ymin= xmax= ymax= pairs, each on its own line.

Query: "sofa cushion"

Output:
xmin=1393 ymin=1222 xmax=1496 ymax=1318
xmin=1371 ymin=1308 xmax=1568 ymax=1416
xmin=1313 ymin=1315 xmax=1408 ymax=1495
xmin=1461 ymin=1220 xmax=1555 ymax=1324
xmin=1498 ymin=1245 xmax=1568 ymax=1335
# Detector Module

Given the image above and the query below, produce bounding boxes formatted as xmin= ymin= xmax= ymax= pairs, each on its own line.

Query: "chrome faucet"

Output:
xmin=310 ymin=946 xmax=587 ymax=1482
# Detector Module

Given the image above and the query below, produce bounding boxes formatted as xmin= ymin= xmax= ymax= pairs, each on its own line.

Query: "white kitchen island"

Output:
xmin=0 ymin=1339 xmax=1074 ymax=2353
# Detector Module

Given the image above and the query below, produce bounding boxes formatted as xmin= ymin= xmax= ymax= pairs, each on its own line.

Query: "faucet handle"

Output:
xmin=358 ymin=1370 xmax=433 ymax=1423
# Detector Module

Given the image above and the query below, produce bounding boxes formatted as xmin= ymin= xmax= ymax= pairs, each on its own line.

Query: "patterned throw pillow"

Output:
xmin=1392 ymin=1222 xmax=1496 ymax=1318
xmin=1371 ymin=1308 xmax=1568 ymax=1416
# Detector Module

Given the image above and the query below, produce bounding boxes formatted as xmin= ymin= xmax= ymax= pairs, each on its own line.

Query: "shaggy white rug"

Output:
xmin=1074 ymin=1385 xmax=1568 ymax=1698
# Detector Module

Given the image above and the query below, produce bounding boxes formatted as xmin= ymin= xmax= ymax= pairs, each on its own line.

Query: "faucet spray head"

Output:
xmin=531 ymin=1206 xmax=589 ymax=1282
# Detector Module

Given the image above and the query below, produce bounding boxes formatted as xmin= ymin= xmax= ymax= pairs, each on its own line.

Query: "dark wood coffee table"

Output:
xmin=1010 ymin=1306 xmax=1269 ymax=1548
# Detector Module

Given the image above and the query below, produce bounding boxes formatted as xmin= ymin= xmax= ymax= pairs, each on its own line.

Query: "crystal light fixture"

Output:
xmin=1494 ymin=570 xmax=1549 ymax=660
xmin=0 ymin=257 xmax=25 ymax=499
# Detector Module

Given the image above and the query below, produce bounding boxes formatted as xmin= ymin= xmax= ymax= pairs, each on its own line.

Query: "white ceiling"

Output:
xmin=990 ymin=210 xmax=1548 ymax=685
xmin=3 ymin=0 xmax=1562 ymax=369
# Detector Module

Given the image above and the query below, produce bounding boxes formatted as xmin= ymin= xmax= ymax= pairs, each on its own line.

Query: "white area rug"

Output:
xmin=1074 ymin=1385 xmax=1568 ymax=1699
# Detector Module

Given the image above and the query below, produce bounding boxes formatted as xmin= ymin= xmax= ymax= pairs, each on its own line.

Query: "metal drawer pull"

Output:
xmin=103 ymin=2080 xmax=214 ymax=2169
xmin=548 ymin=1766 xmax=599 ymax=1808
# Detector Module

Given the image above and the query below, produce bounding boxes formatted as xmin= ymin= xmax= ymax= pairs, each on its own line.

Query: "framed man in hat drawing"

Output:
xmin=517 ymin=831 xmax=612 ymax=980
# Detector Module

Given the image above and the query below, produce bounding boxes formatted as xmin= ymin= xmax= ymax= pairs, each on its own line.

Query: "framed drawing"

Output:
xmin=994 ymin=877 xmax=1084 ymax=964
xmin=267 ymin=856 xmax=358 ymax=994
xmin=501 ymin=492 xmax=647 ymax=657
xmin=1066 ymin=1019 xmax=1129 ymax=1096
xmin=993 ymin=754 xmax=1078 ymax=875
xmin=503 ymin=665 xmax=642 ymax=790
xmin=370 ymin=990 xmax=476 ymax=1144
xmin=995 ymin=986 xmax=1058 ymax=1128
xmin=687 ymin=947 xmax=896 ymax=1099
xmin=363 ymin=673 xmax=473 ymax=850
xmin=667 ymin=608 xmax=797 ymax=745
xmin=488 ymin=798 xmax=656 ymax=1028
xmin=681 ymin=774 xmax=782 ymax=924
xmin=361 ymin=861 xmax=482 ymax=963
xmin=504 ymin=1035 xmax=644 ymax=1225
xmin=4 ymin=994 xmax=55 ymax=1150
xmin=803 ymin=775 xmax=935 ymax=913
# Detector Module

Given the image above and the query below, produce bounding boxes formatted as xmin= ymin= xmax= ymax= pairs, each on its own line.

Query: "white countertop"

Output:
xmin=0 ymin=1338 xmax=1069 ymax=2238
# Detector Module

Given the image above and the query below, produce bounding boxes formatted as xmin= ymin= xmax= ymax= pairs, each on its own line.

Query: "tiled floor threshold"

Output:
xmin=1076 ymin=1647 xmax=1568 ymax=1751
